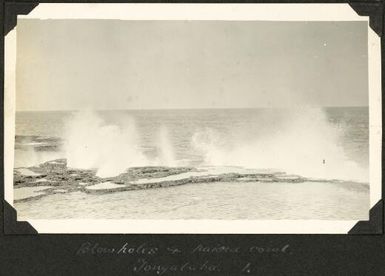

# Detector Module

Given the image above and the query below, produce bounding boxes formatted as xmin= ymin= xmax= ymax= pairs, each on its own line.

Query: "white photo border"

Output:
xmin=4 ymin=3 xmax=382 ymax=234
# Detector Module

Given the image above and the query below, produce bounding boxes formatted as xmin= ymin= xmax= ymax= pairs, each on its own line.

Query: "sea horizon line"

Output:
xmin=16 ymin=105 xmax=369 ymax=112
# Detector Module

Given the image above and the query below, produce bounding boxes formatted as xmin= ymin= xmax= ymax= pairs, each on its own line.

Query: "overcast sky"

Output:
xmin=16 ymin=19 xmax=368 ymax=111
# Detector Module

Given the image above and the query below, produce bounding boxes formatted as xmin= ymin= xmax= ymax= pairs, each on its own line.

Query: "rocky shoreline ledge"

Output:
xmin=14 ymin=159 xmax=307 ymax=203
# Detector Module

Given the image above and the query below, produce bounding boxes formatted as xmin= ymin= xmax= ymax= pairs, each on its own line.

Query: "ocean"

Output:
xmin=13 ymin=107 xmax=370 ymax=220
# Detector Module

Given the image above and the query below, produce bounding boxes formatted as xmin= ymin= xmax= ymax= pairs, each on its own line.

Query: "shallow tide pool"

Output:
xmin=15 ymin=180 xmax=369 ymax=220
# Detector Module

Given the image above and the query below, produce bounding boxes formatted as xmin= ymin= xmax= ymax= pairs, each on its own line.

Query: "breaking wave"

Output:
xmin=63 ymin=110 xmax=179 ymax=177
xmin=191 ymin=108 xmax=368 ymax=183
xmin=57 ymin=108 xmax=368 ymax=182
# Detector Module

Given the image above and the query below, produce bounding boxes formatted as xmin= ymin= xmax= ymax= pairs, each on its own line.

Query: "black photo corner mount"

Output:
xmin=349 ymin=1 xmax=384 ymax=37
xmin=348 ymin=200 xmax=384 ymax=234
xmin=3 ymin=200 xmax=38 ymax=235
xmin=1 ymin=1 xmax=383 ymax=236
xmin=4 ymin=2 xmax=39 ymax=36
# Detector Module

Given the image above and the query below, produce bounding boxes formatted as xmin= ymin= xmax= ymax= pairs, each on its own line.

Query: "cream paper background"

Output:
xmin=4 ymin=3 xmax=382 ymax=233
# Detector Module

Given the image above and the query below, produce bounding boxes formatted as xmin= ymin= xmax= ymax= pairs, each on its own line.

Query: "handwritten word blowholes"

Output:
xmin=76 ymin=242 xmax=158 ymax=255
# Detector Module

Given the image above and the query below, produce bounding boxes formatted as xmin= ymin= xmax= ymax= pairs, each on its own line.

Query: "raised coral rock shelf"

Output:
xmin=14 ymin=159 xmax=307 ymax=203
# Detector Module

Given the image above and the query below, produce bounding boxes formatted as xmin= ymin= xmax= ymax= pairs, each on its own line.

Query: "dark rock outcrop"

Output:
xmin=13 ymin=159 xmax=307 ymax=203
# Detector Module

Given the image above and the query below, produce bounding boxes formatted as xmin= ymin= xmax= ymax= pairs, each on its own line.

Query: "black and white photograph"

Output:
xmin=4 ymin=4 xmax=381 ymax=233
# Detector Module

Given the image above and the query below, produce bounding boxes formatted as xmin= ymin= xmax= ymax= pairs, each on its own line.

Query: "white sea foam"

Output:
xmin=156 ymin=125 xmax=177 ymax=167
xmin=60 ymin=108 xmax=368 ymax=182
xmin=63 ymin=110 xmax=178 ymax=177
xmin=63 ymin=110 xmax=149 ymax=177
xmin=191 ymin=107 xmax=368 ymax=182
